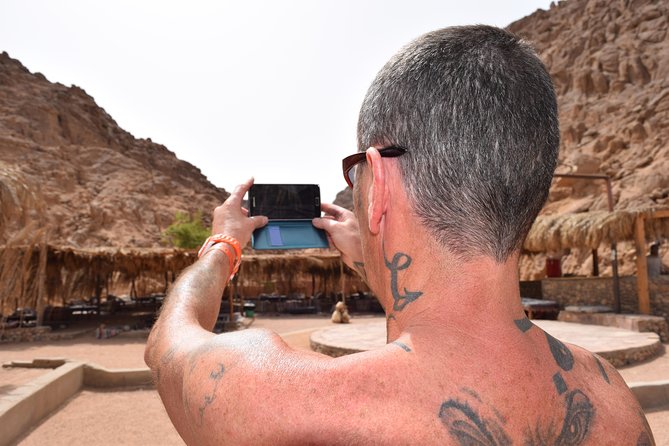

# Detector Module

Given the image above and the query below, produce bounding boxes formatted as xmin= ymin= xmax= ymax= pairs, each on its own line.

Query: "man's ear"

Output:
xmin=365 ymin=148 xmax=388 ymax=235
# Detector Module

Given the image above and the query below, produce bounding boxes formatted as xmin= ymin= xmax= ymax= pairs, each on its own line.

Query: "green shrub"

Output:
xmin=162 ymin=211 xmax=210 ymax=249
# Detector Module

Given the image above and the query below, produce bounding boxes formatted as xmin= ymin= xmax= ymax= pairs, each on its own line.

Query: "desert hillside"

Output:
xmin=337 ymin=0 xmax=669 ymax=278
xmin=0 ymin=52 xmax=228 ymax=247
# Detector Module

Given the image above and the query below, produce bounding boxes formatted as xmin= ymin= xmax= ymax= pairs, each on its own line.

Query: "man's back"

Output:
xmin=172 ymin=318 xmax=649 ymax=445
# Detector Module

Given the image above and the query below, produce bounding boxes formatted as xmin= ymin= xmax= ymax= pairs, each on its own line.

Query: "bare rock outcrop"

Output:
xmin=510 ymin=0 xmax=669 ymax=277
xmin=0 ymin=52 xmax=227 ymax=247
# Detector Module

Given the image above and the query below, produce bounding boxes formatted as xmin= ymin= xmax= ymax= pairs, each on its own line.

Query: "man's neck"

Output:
xmin=375 ymin=237 xmax=526 ymax=344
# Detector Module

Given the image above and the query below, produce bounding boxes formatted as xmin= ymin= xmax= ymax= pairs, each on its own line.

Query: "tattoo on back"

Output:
xmin=383 ymin=244 xmax=423 ymax=311
xmin=439 ymin=387 xmax=594 ymax=445
xmin=439 ymin=392 xmax=511 ymax=446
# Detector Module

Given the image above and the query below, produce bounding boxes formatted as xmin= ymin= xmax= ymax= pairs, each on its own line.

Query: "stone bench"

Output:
xmin=558 ymin=306 xmax=668 ymax=342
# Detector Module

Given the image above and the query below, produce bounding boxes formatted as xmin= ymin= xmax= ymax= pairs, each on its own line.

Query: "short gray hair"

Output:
xmin=357 ymin=25 xmax=559 ymax=262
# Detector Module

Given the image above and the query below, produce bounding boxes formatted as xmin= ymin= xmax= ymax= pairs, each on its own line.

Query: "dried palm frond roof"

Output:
xmin=523 ymin=208 xmax=669 ymax=252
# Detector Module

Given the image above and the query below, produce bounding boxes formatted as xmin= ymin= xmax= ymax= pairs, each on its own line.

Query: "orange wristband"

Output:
xmin=198 ymin=234 xmax=242 ymax=280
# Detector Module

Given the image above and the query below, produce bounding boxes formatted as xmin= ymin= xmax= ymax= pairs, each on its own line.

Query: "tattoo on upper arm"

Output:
xmin=392 ymin=341 xmax=412 ymax=352
xmin=195 ymin=363 xmax=226 ymax=426
xmin=383 ymin=244 xmax=423 ymax=311
xmin=637 ymin=431 xmax=652 ymax=446
xmin=154 ymin=344 xmax=179 ymax=381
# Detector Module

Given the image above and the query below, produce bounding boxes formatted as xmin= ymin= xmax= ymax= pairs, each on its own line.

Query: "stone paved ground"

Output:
xmin=5 ymin=315 xmax=668 ymax=445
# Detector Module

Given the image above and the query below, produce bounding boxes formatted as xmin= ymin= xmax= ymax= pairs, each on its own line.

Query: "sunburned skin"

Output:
xmin=146 ymin=239 xmax=656 ymax=445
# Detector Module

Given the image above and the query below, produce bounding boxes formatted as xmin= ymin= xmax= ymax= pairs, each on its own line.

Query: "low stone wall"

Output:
xmin=559 ymin=311 xmax=669 ymax=343
xmin=0 ymin=326 xmax=92 ymax=343
xmin=542 ymin=276 xmax=669 ymax=324
xmin=0 ymin=359 xmax=153 ymax=446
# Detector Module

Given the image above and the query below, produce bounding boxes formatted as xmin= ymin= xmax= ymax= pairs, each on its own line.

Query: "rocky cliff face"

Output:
xmin=509 ymin=0 xmax=669 ymax=215
xmin=0 ymin=52 xmax=227 ymax=247
xmin=336 ymin=0 xmax=669 ymax=278
xmin=511 ymin=0 xmax=669 ymax=277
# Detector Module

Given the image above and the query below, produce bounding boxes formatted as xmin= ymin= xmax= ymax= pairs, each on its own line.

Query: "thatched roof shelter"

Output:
xmin=524 ymin=208 xmax=669 ymax=252
xmin=0 ymin=243 xmax=360 ymax=315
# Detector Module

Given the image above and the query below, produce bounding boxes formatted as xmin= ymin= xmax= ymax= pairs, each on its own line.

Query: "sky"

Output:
xmin=1 ymin=0 xmax=554 ymax=203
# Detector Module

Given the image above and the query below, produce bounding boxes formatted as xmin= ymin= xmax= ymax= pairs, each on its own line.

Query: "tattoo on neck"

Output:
xmin=353 ymin=261 xmax=367 ymax=281
xmin=383 ymin=244 xmax=423 ymax=311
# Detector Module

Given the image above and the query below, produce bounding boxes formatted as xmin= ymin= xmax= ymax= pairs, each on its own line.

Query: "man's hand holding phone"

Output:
xmin=312 ymin=203 xmax=364 ymax=272
xmin=212 ymin=178 xmax=268 ymax=248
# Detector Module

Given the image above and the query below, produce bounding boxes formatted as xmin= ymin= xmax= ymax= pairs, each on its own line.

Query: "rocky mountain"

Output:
xmin=0 ymin=51 xmax=228 ymax=248
xmin=336 ymin=0 xmax=669 ymax=278
xmin=509 ymin=0 xmax=669 ymax=214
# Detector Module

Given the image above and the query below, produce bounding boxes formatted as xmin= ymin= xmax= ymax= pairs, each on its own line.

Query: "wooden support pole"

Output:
xmin=340 ymin=260 xmax=346 ymax=305
xmin=36 ymin=238 xmax=48 ymax=327
xmin=634 ymin=214 xmax=650 ymax=314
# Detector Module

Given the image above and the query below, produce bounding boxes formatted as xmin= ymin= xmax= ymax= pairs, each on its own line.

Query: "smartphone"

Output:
xmin=249 ymin=184 xmax=328 ymax=250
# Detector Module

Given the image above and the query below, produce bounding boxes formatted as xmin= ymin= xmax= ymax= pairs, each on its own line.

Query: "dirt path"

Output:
xmin=5 ymin=316 xmax=668 ymax=445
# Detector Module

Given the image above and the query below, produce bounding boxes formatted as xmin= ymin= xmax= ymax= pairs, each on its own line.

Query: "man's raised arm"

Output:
xmin=144 ymin=178 xmax=268 ymax=443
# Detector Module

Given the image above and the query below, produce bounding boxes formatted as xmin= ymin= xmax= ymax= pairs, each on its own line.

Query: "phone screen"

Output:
xmin=249 ymin=184 xmax=321 ymax=220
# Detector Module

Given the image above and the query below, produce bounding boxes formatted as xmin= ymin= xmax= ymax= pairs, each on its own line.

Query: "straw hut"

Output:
xmin=523 ymin=207 xmax=669 ymax=314
xmin=524 ymin=209 xmax=669 ymax=253
xmin=0 ymin=240 xmax=364 ymax=322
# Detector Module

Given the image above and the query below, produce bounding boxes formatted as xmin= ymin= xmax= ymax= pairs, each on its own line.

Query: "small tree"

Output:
xmin=162 ymin=211 xmax=210 ymax=249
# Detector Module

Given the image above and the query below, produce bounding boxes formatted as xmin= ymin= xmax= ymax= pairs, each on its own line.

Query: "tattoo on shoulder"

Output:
xmin=382 ymin=243 xmax=423 ymax=311
xmin=392 ymin=340 xmax=412 ymax=352
xmin=636 ymin=431 xmax=653 ymax=446
xmin=592 ymin=355 xmax=610 ymax=384
xmin=514 ymin=317 xmax=534 ymax=333
xmin=555 ymin=389 xmax=595 ymax=445
xmin=545 ymin=332 xmax=574 ymax=371
xmin=553 ymin=372 xmax=567 ymax=395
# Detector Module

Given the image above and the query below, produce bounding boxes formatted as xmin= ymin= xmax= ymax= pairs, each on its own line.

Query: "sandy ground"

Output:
xmin=3 ymin=315 xmax=668 ymax=445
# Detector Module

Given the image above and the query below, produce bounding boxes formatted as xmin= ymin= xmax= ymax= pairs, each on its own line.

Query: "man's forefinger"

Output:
xmin=227 ymin=178 xmax=255 ymax=207
xmin=320 ymin=202 xmax=347 ymax=219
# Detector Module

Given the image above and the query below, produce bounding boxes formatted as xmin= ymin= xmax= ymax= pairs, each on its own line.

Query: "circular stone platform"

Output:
xmin=310 ymin=320 xmax=662 ymax=366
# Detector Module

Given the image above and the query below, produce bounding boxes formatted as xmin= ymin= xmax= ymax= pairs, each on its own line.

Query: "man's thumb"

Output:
xmin=252 ymin=216 xmax=269 ymax=228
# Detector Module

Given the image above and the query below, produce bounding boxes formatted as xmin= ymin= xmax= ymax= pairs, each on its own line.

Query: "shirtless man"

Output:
xmin=145 ymin=25 xmax=654 ymax=445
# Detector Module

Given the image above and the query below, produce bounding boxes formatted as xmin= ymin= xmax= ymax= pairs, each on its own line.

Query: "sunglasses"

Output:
xmin=341 ymin=146 xmax=408 ymax=188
